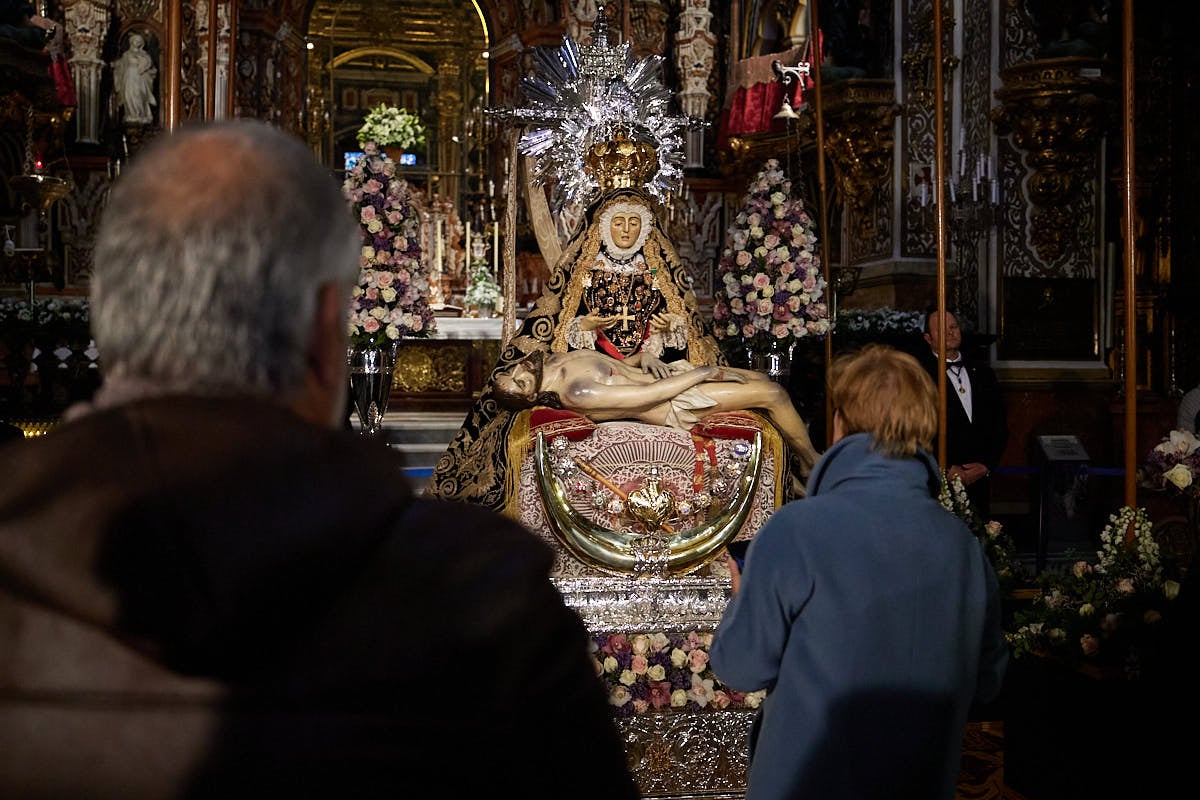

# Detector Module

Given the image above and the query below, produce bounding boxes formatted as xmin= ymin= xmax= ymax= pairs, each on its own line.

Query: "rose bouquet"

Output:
xmin=356 ymin=104 xmax=426 ymax=150
xmin=713 ymin=159 xmax=830 ymax=355
xmin=1139 ymin=429 xmax=1200 ymax=501
xmin=591 ymin=631 xmax=766 ymax=716
xmin=1006 ymin=507 xmax=1181 ymax=679
xmin=342 ymin=142 xmax=435 ymax=347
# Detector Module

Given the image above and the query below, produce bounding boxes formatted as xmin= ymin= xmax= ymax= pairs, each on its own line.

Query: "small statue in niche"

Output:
xmin=112 ymin=32 xmax=157 ymax=126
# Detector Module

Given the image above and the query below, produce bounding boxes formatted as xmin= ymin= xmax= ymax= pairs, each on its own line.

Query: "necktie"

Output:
xmin=947 ymin=362 xmax=966 ymax=394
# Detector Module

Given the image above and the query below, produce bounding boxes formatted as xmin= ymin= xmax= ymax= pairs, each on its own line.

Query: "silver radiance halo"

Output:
xmin=496 ymin=4 xmax=695 ymax=212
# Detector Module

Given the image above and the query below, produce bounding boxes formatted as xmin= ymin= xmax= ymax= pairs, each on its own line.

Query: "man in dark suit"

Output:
xmin=920 ymin=310 xmax=1008 ymax=517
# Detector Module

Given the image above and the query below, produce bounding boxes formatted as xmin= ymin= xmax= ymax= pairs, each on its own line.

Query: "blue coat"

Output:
xmin=710 ymin=433 xmax=1008 ymax=800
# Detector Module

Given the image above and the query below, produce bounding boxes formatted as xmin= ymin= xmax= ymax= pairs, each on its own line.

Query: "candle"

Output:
xmin=991 ymin=179 xmax=999 ymax=205
xmin=435 ymin=219 xmax=443 ymax=271
xmin=988 ymin=156 xmax=995 ymax=181
xmin=493 ymin=223 xmax=500 ymax=274
xmin=920 ymin=183 xmax=928 ymax=207
xmin=465 ymin=220 xmax=471 ymax=262
xmin=949 ymin=181 xmax=957 ymax=204
xmin=972 ymin=179 xmax=979 ymax=203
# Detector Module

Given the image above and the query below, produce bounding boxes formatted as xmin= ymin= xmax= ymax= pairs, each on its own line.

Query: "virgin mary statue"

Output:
xmin=428 ymin=150 xmax=721 ymax=510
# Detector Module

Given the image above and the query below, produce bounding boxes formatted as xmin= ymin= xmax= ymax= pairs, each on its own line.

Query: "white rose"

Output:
xmin=744 ymin=690 xmax=766 ymax=709
xmin=619 ymin=669 xmax=637 ymax=686
xmin=670 ymin=690 xmax=688 ymax=708
xmin=1163 ymin=463 xmax=1193 ymax=490
xmin=1164 ymin=580 xmax=1181 ymax=600
xmin=646 ymin=664 xmax=666 ymax=681
xmin=603 ymin=656 xmax=619 ymax=673
xmin=670 ymin=648 xmax=688 ymax=668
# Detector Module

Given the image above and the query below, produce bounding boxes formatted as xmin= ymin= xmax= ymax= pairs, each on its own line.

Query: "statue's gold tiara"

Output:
xmin=584 ymin=129 xmax=658 ymax=193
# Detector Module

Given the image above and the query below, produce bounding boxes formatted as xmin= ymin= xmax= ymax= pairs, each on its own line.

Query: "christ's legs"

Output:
xmin=697 ymin=379 xmax=818 ymax=472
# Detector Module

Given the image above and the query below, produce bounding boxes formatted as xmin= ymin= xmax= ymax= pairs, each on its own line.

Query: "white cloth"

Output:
xmin=659 ymin=359 xmax=717 ymax=429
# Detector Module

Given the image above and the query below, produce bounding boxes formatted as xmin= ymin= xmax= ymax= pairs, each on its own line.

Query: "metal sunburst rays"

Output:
xmin=492 ymin=5 xmax=694 ymax=212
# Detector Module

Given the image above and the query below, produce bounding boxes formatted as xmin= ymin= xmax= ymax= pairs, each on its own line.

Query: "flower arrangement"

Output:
xmin=1139 ymin=429 xmax=1200 ymax=500
xmin=342 ymin=143 xmax=435 ymax=347
xmin=712 ymin=159 xmax=830 ymax=355
xmin=591 ymin=631 xmax=766 ymax=716
xmin=938 ymin=473 xmax=1023 ymax=594
xmin=356 ymin=104 xmax=426 ymax=151
xmin=464 ymin=260 xmax=501 ymax=310
xmin=0 ymin=296 xmax=89 ymax=332
xmin=1006 ymin=507 xmax=1181 ymax=679
xmin=835 ymin=307 xmax=924 ymax=340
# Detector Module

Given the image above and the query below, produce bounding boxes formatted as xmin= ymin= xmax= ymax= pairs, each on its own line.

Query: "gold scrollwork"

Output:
xmin=393 ymin=343 xmax=467 ymax=393
xmin=992 ymin=57 xmax=1116 ymax=264
xmin=822 ymin=79 xmax=899 ymax=238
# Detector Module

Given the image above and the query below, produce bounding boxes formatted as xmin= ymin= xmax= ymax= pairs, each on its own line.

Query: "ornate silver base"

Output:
xmin=618 ymin=709 xmax=754 ymax=798
xmin=555 ymin=576 xmax=751 ymax=798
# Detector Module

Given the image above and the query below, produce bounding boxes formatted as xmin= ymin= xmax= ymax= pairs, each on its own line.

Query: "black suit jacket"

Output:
xmin=919 ymin=351 xmax=1008 ymax=473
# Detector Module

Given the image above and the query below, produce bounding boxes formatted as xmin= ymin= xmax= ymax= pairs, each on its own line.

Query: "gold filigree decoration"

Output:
xmin=992 ymin=57 xmax=1116 ymax=264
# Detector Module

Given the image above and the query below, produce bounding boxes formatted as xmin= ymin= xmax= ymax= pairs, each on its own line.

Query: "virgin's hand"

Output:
xmin=640 ymin=354 xmax=671 ymax=379
xmin=579 ymin=312 xmax=616 ymax=332
xmin=714 ymin=368 xmax=748 ymax=384
xmin=649 ymin=312 xmax=677 ymax=334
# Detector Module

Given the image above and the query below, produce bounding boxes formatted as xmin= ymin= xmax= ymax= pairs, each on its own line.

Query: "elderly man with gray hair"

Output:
xmin=0 ymin=121 xmax=637 ymax=798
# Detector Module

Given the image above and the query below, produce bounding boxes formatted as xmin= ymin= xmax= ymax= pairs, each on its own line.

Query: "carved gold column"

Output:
xmin=436 ymin=52 xmax=463 ymax=202
xmin=821 ymin=78 xmax=898 ymax=240
xmin=992 ymin=57 xmax=1116 ymax=264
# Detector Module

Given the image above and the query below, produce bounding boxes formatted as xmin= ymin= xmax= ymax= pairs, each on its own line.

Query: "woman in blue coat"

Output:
xmin=710 ymin=345 xmax=1008 ymax=800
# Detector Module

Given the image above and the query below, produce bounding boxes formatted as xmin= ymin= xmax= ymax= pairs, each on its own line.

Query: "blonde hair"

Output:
xmin=830 ymin=344 xmax=937 ymax=458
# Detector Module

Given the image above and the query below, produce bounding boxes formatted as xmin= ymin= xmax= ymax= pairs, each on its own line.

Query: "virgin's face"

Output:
xmin=608 ymin=212 xmax=643 ymax=250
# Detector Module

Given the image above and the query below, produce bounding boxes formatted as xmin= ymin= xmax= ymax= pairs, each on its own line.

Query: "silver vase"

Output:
xmin=348 ymin=344 xmax=396 ymax=437
xmin=748 ymin=339 xmax=793 ymax=384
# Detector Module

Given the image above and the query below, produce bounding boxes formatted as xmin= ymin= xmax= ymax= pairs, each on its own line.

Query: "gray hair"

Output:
xmin=92 ymin=120 xmax=360 ymax=396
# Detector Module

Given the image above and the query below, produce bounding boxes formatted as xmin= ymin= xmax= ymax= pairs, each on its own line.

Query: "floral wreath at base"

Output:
xmin=591 ymin=631 xmax=766 ymax=716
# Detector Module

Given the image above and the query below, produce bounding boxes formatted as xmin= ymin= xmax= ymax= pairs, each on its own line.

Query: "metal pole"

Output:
xmin=1121 ymin=0 xmax=1137 ymax=513
xmin=163 ymin=0 xmax=182 ymax=130
xmin=932 ymin=0 xmax=949 ymax=470
xmin=809 ymin=0 xmax=834 ymax=448
xmin=205 ymin=0 xmax=218 ymax=119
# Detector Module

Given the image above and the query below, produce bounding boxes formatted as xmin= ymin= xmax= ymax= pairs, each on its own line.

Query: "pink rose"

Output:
xmin=688 ymin=649 xmax=710 ymax=673
xmin=772 ymin=323 xmax=789 ymax=338
xmin=787 ymin=296 xmax=802 ymax=312
xmin=752 ymin=273 xmax=770 ymax=290
xmin=711 ymin=690 xmax=732 ymax=710
xmin=763 ymin=234 xmax=780 ymax=249
xmin=736 ymin=250 xmax=753 ymax=267
xmin=360 ymin=205 xmax=377 ymax=221
xmin=362 ymin=317 xmax=380 ymax=333
xmin=631 ymin=654 xmax=649 ymax=675
xmin=632 ymin=699 xmax=649 ymax=714
xmin=1116 ymin=578 xmax=1135 ymax=595
xmin=1080 ymin=634 xmax=1099 ymax=656
xmin=1072 ymin=561 xmax=1092 ymax=578
xmin=757 ymin=299 xmax=773 ymax=315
